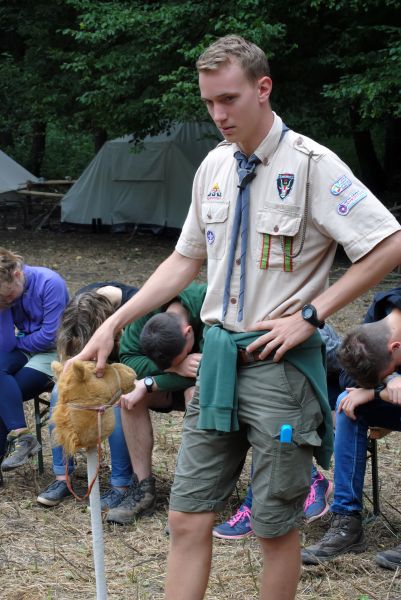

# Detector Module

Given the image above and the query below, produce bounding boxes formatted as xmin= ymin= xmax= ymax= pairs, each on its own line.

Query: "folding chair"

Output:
xmin=33 ymin=392 xmax=52 ymax=474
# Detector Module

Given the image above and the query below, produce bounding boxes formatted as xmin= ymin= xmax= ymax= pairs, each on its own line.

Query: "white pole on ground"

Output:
xmin=87 ymin=446 xmax=107 ymax=600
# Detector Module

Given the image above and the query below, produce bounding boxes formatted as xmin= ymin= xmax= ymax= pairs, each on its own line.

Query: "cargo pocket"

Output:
xmin=201 ymin=202 xmax=229 ymax=260
xmin=255 ymin=202 xmax=302 ymax=271
xmin=268 ymin=430 xmax=322 ymax=502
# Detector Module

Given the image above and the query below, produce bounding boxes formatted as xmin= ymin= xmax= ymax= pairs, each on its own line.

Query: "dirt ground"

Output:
xmin=0 ymin=228 xmax=401 ymax=600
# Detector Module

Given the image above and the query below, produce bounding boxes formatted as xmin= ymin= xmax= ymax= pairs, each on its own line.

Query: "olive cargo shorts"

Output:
xmin=169 ymin=359 xmax=324 ymax=538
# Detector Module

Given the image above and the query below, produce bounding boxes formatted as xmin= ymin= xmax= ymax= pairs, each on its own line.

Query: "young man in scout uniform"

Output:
xmin=70 ymin=36 xmax=401 ymax=600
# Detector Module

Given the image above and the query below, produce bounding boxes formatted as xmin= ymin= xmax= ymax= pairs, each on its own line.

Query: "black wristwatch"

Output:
xmin=144 ymin=376 xmax=155 ymax=393
xmin=373 ymin=383 xmax=386 ymax=401
xmin=301 ymin=304 xmax=325 ymax=329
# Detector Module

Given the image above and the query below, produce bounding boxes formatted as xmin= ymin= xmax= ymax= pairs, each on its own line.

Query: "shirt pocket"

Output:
xmin=254 ymin=202 xmax=303 ymax=271
xmin=201 ymin=202 xmax=229 ymax=260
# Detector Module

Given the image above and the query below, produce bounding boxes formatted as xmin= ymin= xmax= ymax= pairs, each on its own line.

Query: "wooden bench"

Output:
xmin=33 ymin=393 xmax=52 ymax=474
xmin=367 ymin=427 xmax=393 ymax=517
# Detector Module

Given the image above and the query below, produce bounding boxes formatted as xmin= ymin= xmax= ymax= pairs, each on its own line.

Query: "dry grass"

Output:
xmin=0 ymin=229 xmax=400 ymax=599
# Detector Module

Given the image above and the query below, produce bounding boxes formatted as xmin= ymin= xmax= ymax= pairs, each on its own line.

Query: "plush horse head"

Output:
xmin=51 ymin=360 xmax=136 ymax=454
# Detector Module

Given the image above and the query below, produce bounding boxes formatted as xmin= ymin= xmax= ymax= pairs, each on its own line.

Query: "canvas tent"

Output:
xmin=61 ymin=122 xmax=221 ymax=231
xmin=0 ymin=150 xmax=38 ymax=201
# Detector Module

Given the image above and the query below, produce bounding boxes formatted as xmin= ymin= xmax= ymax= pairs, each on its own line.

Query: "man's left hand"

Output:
xmin=386 ymin=376 xmax=401 ymax=404
xmin=246 ymin=312 xmax=315 ymax=361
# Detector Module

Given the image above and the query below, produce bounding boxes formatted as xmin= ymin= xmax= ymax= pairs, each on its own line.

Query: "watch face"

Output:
xmin=303 ymin=307 xmax=313 ymax=319
xmin=144 ymin=376 xmax=154 ymax=391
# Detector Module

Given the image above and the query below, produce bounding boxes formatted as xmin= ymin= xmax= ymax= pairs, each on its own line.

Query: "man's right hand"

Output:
xmin=63 ymin=320 xmax=116 ymax=377
xmin=120 ymin=379 xmax=147 ymax=410
xmin=165 ymin=353 xmax=202 ymax=378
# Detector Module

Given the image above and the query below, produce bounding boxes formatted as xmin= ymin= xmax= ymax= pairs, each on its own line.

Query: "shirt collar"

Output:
xmin=232 ymin=112 xmax=283 ymax=165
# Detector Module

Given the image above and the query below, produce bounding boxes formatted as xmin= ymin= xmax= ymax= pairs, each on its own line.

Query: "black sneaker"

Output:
xmin=106 ymin=476 xmax=156 ymax=525
xmin=37 ymin=480 xmax=72 ymax=506
xmin=302 ymin=513 xmax=367 ymax=564
xmin=1 ymin=430 xmax=41 ymax=471
xmin=376 ymin=542 xmax=401 ymax=570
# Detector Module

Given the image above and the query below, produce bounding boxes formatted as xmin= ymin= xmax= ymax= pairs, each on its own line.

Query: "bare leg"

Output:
xmin=121 ymin=391 xmax=171 ymax=481
xmin=165 ymin=510 xmax=215 ymax=600
xmin=258 ymin=528 xmax=300 ymax=600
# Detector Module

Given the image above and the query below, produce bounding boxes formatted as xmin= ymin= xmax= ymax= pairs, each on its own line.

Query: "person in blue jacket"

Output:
xmin=0 ymin=247 xmax=69 ymax=473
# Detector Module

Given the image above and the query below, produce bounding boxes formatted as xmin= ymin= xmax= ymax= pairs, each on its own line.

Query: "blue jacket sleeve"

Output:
xmin=16 ymin=277 xmax=67 ymax=353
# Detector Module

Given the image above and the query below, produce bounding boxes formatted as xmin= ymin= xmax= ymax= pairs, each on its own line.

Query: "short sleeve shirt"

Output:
xmin=176 ymin=113 xmax=400 ymax=332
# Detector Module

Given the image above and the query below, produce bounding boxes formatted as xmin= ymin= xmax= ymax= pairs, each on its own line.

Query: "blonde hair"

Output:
xmin=196 ymin=35 xmax=270 ymax=81
xmin=57 ymin=291 xmax=119 ymax=362
xmin=0 ymin=247 xmax=24 ymax=284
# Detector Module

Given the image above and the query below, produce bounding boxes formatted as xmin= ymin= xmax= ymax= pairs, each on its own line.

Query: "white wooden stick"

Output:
xmin=87 ymin=447 xmax=107 ymax=600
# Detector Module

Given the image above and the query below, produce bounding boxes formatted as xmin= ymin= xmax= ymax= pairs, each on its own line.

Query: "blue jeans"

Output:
xmin=50 ymin=387 xmax=134 ymax=487
xmin=331 ymin=391 xmax=401 ymax=515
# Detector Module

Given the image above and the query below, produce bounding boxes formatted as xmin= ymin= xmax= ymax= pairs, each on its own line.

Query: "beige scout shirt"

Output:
xmin=176 ymin=113 xmax=400 ymax=332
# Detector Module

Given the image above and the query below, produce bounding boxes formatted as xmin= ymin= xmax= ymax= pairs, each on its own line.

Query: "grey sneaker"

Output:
xmin=107 ymin=476 xmax=156 ymax=525
xmin=302 ymin=513 xmax=367 ymax=564
xmin=100 ymin=487 xmax=130 ymax=513
xmin=37 ymin=480 xmax=72 ymax=506
xmin=1 ymin=431 xmax=41 ymax=471
xmin=376 ymin=542 xmax=401 ymax=570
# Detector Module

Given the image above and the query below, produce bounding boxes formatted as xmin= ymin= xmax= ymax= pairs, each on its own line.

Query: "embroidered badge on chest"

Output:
xmin=206 ymin=230 xmax=215 ymax=245
xmin=277 ymin=174 xmax=294 ymax=200
xmin=207 ymin=183 xmax=222 ymax=200
xmin=331 ymin=175 xmax=352 ymax=196
xmin=337 ymin=188 xmax=367 ymax=216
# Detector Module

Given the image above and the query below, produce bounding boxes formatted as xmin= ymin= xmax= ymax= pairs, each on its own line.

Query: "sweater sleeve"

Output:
xmin=119 ymin=317 xmax=195 ymax=392
xmin=16 ymin=276 xmax=68 ymax=353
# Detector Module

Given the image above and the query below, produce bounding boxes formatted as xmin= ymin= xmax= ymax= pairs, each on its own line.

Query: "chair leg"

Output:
xmin=34 ymin=395 xmax=51 ymax=475
xmin=369 ymin=438 xmax=380 ymax=516
xmin=34 ymin=396 xmax=45 ymax=474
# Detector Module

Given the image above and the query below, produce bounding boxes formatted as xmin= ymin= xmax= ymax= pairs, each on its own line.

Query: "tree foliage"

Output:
xmin=0 ymin=0 xmax=400 ymax=189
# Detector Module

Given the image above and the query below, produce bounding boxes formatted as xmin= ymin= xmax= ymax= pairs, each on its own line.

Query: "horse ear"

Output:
xmin=72 ymin=360 xmax=87 ymax=382
xmin=51 ymin=361 xmax=63 ymax=379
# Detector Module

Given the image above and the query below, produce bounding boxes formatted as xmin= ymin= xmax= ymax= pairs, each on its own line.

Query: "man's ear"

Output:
xmin=258 ymin=76 xmax=272 ymax=103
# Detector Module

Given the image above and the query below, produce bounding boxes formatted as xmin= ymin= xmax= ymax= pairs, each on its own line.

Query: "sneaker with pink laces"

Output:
xmin=213 ymin=504 xmax=253 ymax=539
xmin=304 ymin=470 xmax=333 ymax=523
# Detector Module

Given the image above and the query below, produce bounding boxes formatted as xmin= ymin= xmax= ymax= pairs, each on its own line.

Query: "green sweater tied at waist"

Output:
xmin=197 ymin=325 xmax=333 ymax=469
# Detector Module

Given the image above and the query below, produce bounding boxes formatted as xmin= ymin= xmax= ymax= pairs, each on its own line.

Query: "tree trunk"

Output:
xmin=349 ymin=107 xmax=385 ymax=196
xmin=28 ymin=121 xmax=47 ymax=176
xmin=384 ymin=117 xmax=401 ymax=189
xmin=93 ymin=128 xmax=108 ymax=153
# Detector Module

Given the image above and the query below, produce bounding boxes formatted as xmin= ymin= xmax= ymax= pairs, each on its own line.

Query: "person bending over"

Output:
xmin=0 ymin=247 xmax=68 ymax=474
xmin=302 ymin=287 xmax=401 ymax=571
xmin=37 ymin=282 xmax=137 ymax=507
xmin=106 ymin=281 xmax=206 ymax=524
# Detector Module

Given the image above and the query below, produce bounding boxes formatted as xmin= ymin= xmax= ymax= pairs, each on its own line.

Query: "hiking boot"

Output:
xmin=1 ymin=430 xmax=41 ymax=471
xmin=106 ymin=476 xmax=156 ymax=525
xmin=100 ymin=486 xmax=130 ymax=513
xmin=304 ymin=470 xmax=333 ymax=523
xmin=37 ymin=480 xmax=72 ymax=507
xmin=213 ymin=504 xmax=253 ymax=539
xmin=302 ymin=513 xmax=367 ymax=564
xmin=375 ymin=542 xmax=401 ymax=570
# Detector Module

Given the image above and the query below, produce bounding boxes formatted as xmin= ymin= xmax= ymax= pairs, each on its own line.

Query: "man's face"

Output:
xmin=170 ymin=324 xmax=195 ymax=367
xmin=0 ymin=271 xmax=24 ymax=308
xmin=199 ymin=59 xmax=272 ymax=155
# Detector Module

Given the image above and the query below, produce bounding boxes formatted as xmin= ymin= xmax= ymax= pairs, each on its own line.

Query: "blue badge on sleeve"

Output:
xmin=331 ymin=175 xmax=352 ymax=196
xmin=206 ymin=230 xmax=215 ymax=244
xmin=277 ymin=174 xmax=294 ymax=200
xmin=337 ymin=188 xmax=367 ymax=216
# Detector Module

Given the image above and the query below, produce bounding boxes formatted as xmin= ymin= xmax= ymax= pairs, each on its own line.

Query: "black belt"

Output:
xmin=237 ymin=348 xmax=275 ymax=366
